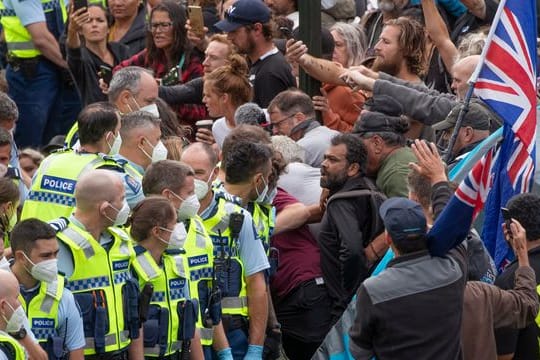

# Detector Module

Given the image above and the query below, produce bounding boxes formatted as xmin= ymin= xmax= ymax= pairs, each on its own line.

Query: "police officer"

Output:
xmin=20 ymin=102 xmax=141 ymax=222
xmin=55 ymin=169 xmax=142 ymax=359
xmin=129 ymin=196 xmax=204 ymax=359
xmin=142 ymin=161 xmax=218 ymax=357
xmin=0 ymin=269 xmax=27 ymax=360
xmin=10 ymin=218 xmax=85 ymax=359
xmin=64 ymin=66 xmax=159 ymax=149
xmin=195 ymin=141 xmax=272 ymax=359
xmin=0 ymin=0 xmax=80 ymax=148
xmin=114 ymin=111 xmax=168 ymax=209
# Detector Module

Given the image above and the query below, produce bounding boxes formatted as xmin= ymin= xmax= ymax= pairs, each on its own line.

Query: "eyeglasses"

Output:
xmin=267 ymin=114 xmax=294 ymax=131
xmin=148 ymin=22 xmax=173 ymax=32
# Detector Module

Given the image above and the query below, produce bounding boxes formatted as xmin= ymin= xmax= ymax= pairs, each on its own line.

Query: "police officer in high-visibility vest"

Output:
xmin=55 ymin=169 xmax=143 ymax=359
xmin=64 ymin=67 xmax=160 ymax=161
xmin=0 ymin=269 xmax=28 ymax=360
xmin=0 ymin=0 xmax=81 ymax=149
xmin=209 ymin=140 xmax=275 ymax=359
xmin=181 ymin=142 xmax=270 ymax=360
xmin=129 ymin=196 xmax=204 ymax=359
xmin=10 ymin=219 xmax=85 ymax=359
xmin=21 ymin=102 xmax=142 ymax=222
xmin=142 ymin=160 xmax=222 ymax=358
xmin=113 ymin=110 xmax=167 ymax=209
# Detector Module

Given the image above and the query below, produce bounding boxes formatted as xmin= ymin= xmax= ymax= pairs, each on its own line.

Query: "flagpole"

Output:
xmin=443 ymin=0 xmax=508 ymax=163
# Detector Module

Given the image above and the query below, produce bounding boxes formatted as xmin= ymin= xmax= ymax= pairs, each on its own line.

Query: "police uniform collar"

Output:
xmin=113 ymin=153 xmax=144 ymax=175
xmin=164 ymin=248 xmax=186 ymax=256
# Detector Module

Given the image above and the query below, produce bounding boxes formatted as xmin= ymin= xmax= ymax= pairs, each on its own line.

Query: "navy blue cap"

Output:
xmin=379 ymin=198 xmax=427 ymax=244
xmin=215 ymin=0 xmax=271 ymax=32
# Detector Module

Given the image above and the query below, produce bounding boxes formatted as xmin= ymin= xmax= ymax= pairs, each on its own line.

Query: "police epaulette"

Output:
xmin=48 ymin=217 xmax=69 ymax=233
xmin=5 ymin=167 xmax=20 ymax=180
xmin=114 ymin=158 xmax=128 ymax=167
xmin=215 ymin=191 xmax=242 ymax=205
xmin=165 ymin=248 xmax=186 ymax=255
xmin=134 ymin=245 xmax=147 ymax=256
xmin=100 ymin=154 xmax=118 ymax=162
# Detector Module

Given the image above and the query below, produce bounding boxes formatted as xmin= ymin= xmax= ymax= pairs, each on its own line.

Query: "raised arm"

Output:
xmin=286 ymin=39 xmax=347 ymax=85
xmin=421 ymin=0 xmax=458 ymax=72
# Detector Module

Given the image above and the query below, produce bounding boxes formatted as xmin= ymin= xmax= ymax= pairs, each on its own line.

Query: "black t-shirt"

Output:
xmin=249 ymin=50 xmax=296 ymax=108
xmin=67 ymin=42 xmax=130 ymax=106
xmin=494 ymin=246 xmax=540 ymax=359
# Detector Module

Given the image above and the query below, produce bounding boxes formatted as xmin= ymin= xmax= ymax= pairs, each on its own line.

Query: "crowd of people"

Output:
xmin=0 ymin=0 xmax=538 ymax=359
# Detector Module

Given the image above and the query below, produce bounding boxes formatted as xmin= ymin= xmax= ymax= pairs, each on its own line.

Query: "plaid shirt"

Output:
xmin=114 ymin=49 xmax=207 ymax=137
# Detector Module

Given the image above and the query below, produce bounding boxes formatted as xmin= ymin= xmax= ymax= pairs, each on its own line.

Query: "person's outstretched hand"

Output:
xmin=409 ymin=139 xmax=448 ymax=184
xmin=285 ymin=39 xmax=308 ymax=65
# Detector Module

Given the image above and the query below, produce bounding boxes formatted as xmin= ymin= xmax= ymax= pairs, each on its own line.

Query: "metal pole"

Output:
xmin=298 ymin=0 xmax=322 ymax=123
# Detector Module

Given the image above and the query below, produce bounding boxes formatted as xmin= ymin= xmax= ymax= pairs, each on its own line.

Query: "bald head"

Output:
xmin=0 ymin=269 xmax=19 ymax=301
xmin=75 ymin=170 xmax=124 ymax=211
xmin=181 ymin=142 xmax=218 ymax=168
xmin=451 ymin=55 xmax=480 ymax=100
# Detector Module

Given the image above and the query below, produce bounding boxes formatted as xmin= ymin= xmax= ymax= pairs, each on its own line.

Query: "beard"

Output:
xmin=320 ymin=169 xmax=349 ymax=192
xmin=372 ymin=55 xmax=400 ymax=76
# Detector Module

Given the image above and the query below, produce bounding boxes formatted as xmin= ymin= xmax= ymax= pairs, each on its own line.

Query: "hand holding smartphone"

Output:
xmin=501 ymin=207 xmax=513 ymax=240
xmin=73 ymin=0 xmax=88 ymax=11
xmin=99 ymin=65 xmax=113 ymax=86
xmin=188 ymin=6 xmax=205 ymax=38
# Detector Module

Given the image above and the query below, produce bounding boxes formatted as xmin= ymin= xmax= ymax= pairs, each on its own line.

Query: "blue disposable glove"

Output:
xmin=216 ymin=347 xmax=233 ymax=360
xmin=243 ymin=344 xmax=263 ymax=360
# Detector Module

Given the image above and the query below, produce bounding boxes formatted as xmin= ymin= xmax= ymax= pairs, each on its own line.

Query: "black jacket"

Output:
xmin=318 ymin=175 xmax=383 ymax=322
xmin=67 ymin=42 xmax=130 ymax=106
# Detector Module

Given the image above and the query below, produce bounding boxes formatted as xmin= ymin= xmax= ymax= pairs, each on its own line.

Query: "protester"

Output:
xmin=114 ymin=0 xmax=206 ymax=131
xmin=203 ymin=55 xmax=252 ymax=148
xmin=215 ymin=0 xmax=296 ymax=108
xmin=353 ymin=111 xmax=416 ymax=198
xmin=495 ymin=193 xmax=540 ymax=359
xmin=319 ymin=134 xmax=385 ymax=324
xmin=108 ymin=0 xmax=147 ymax=56
xmin=67 ymin=4 xmax=130 ymax=105
xmin=18 ymin=149 xmax=43 ymax=179
xmin=268 ymin=90 xmax=339 ymax=168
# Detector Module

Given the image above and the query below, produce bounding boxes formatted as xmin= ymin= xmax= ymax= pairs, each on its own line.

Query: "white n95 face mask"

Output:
xmin=2 ymin=302 xmax=27 ymax=333
xmin=177 ymin=194 xmax=201 ymax=221
xmin=139 ymin=103 xmax=160 ymax=118
xmin=168 ymin=222 xmax=188 ymax=249
xmin=23 ymin=253 xmax=58 ymax=283
xmin=106 ymin=200 xmax=130 ymax=226
xmin=108 ymin=133 xmax=122 ymax=155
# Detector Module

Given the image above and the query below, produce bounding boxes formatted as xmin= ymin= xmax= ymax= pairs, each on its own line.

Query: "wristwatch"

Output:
xmin=9 ymin=326 xmax=27 ymax=340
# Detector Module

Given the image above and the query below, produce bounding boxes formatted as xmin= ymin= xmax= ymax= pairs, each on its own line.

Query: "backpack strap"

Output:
xmin=327 ymin=183 xmax=386 ymax=246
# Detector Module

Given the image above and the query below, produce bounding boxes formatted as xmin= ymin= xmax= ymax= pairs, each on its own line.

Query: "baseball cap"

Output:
xmin=432 ymin=101 xmax=491 ymax=131
xmin=379 ymin=198 xmax=427 ymax=244
xmin=215 ymin=0 xmax=271 ymax=32
xmin=353 ymin=111 xmax=409 ymax=135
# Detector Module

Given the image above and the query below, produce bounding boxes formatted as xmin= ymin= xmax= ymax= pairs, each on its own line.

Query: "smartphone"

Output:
xmin=73 ymin=0 xmax=88 ymax=11
xmin=161 ymin=67 xmax=180 ymax=86
xmin=98 ymin=65 xmax=113 ymax=85
xmin=501 ymin=207 xmax=512 ymax=234
xmin=188 ymin=6 xmax=205 ymax=37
